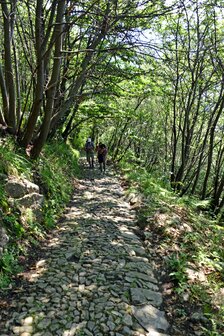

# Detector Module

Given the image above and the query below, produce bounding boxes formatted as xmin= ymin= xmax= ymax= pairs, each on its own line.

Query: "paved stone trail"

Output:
xmin=0 ymin=166 xmax=170 ymax=336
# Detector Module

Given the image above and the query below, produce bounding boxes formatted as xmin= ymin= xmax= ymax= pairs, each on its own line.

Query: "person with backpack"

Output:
xmin=85 ymin=138 xmax=95 ymax=168
xmin=96 ymin=142 xmax=107 ymax=173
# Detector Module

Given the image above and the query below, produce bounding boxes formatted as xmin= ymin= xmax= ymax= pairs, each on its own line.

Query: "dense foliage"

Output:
xmin=0 ymin=0 xmax=168 ymax=156
xmin=1 ymin=0 xmax=224 ymax=214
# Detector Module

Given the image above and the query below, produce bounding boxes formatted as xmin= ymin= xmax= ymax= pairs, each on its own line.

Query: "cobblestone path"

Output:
xmin=0 ymin=167 xmax=170 ymax=336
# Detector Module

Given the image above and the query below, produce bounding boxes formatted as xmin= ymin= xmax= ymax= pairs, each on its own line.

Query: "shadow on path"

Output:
xmin=0 ymin=163 xmax=170 ymax=336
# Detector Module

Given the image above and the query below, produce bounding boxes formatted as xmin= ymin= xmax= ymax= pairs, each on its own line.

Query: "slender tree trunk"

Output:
xmin=0 ymin=109 xmax=5 ymax=125
xmin=212 ymin=144 xmax=224 ymax=201
xmin=31 ymin=0 xmax=66 ymax=158
xmin=50 ymin=3 xmax=111 ymax=131
xmin=1 ymin=0 xmax=17 ymax=133
xmin=201 ymin=91 xmax=224 ymax=199
xmin=211 ymin=173 xmax=224 ymax=211
xmin=117 ymin=140 xmax=133 ymax=162
xmin=20 ymin=0 xmax=44 ymax=147
xmin=191 ymin=129 xmax=210 ymax=194
xmin=214 ymin=190 xmax=224 ymax=215
xmin=49 ymin=34 xmax=104 ymax=132
xmin=62 ymin=100 xmax=81 ymax=140
xmin=12 ymin=38 xmax=21 ymax=126
xmin=170 ymin=15 xmax=180 ymax=186
xmin=113 ymin=118 xmax=131 ymax=160
xmin=0 ymin=63 xmax=8 ymax=124
xmin=108 ymin=121 xmax=120 ymax=152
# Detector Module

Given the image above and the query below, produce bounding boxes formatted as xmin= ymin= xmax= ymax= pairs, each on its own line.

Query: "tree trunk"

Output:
xmin=20 ymin=0 xmax=44 ymax=147
xmin=113 ymin=118 xmax=131 ymax=160
xmin=12 ymin=38 xmax=21 ymax=126
xmin=201 ymin=90 xmax=224 ymax=199
xmin=62 ymin=100 xmax=81 ymax=140
xmin=1 ymin=0 xmax=17 ymax=133
xmin=170 ymin=15 xmax=180 ymax=186
xmin=50 ymin=3 xmax=111 ymax=131
xmin=0 ymin=63 xmax=8 ymax=124
xmin=31 ymin=0 xmax=66 ymax=158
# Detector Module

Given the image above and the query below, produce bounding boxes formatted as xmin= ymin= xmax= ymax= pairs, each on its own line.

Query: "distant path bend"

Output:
xmin=0 ymin=164 xmax=170 ymax=336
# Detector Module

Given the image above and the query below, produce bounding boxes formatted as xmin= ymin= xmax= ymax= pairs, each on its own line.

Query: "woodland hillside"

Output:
xmin=0 ymin=1 xmax=224 ymax=335
xmin=1 ymin=0 xmax=224 ymax=214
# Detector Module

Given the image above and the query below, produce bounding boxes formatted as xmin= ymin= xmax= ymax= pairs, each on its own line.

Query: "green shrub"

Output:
xmin=167 ymin=253 xmax=188 ymax=292
xmin=0 ymin=249 xmax=23 ymax=290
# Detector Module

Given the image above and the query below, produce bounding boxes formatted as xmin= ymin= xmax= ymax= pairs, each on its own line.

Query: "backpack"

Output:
xmin=85 ymin=141 xmax=94 ymax=152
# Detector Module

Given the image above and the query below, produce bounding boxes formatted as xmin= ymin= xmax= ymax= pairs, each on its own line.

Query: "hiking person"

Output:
xmin=85 ymin=138 xmax=95 ymax=168
xmin=97 ymin=143 xmax=107 ymax=173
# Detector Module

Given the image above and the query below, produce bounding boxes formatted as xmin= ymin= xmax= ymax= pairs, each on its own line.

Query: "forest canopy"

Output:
xmin=1 ymin=0 xmax=224 ymax=215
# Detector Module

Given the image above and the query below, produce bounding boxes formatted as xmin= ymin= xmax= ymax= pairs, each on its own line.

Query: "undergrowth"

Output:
xmin=0 ymin=137 xmax=80 ymax=290
xmin=120 ymin=160 xmax=224 ymax=336
xmin=39 ymin=142 xmax=80 ymax=227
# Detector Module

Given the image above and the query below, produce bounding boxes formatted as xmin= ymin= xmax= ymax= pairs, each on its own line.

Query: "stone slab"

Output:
xmin=132 ymin=304 xmax=169 ymax=332
xmin=130 ymin=288 xmax=162 ymax=307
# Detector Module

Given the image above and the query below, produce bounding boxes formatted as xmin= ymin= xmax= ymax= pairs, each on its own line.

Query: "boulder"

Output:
xmin=23 ymin=179 xmax=40 ymax=194
xmin=16 ymin=193 xmax=44 ymax=224
xmin=16 ymin=193 xmax=44 ymax=208
xmin=5 ymin=177 xmax=44 ymax=225
xmin=5 ymin=178 xmax=39 ymax=199
xmin=5 ymin=179 xmax=27 ymax=198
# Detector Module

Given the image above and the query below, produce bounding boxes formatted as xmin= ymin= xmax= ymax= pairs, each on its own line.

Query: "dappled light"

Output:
xmin=0 ymin=0 xmax=224 ymax=334
xmin=0 ymin=164 xmax=169 ymax=336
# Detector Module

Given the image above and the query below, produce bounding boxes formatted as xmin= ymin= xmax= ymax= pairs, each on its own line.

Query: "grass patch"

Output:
xmin=0 ymin=137 xmax=32 ymax=178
